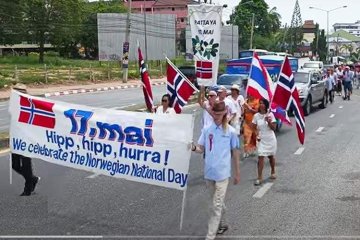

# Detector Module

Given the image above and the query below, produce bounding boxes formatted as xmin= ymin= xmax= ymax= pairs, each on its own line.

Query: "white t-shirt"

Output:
xmin=156 ymin=106 xmax=176 ymax=115
xmin=222 ymin=97 xmax=237 ymax=116
xmin=227 ymin=95 xmax=245 ymax=117
xmin=202 ymin=101 xmax=214 ymax=129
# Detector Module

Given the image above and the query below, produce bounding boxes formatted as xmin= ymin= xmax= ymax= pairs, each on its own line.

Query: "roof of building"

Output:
xmin=128 ymin=0 xmax=199 ymax=9
xmin=330 ymin=30 xmax=360 ymax=42
xmin=153 ymin=0 xmax=199 ymax=7
xmin=303 ymin=20 xmax=316 ymax=29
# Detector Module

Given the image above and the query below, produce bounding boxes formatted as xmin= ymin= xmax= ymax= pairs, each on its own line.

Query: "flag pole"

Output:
xmin=165 ymin=56 xmax=199 ymax=92
xmin=9 ymin=153 xmax=12 ymax=185
xmin=271 ymin=55 xmax=286 ymax=104
xmin=245 ymin=52 xmax=255 ymax=96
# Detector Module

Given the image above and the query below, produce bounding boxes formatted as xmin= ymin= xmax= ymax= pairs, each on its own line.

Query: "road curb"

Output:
xmin=43 ymin=82 xmax=166 ymax=98
xmin=0 ymin=81 xmax=166 ymax=101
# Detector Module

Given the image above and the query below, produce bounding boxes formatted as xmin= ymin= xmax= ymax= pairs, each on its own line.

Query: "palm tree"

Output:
xmin=350 ymin=47 xmax=360 ymax=63
xmin=340 ymin=44 xmax=354 ymax=55
xmin=267 ymin=7 xmax=281 ymax=34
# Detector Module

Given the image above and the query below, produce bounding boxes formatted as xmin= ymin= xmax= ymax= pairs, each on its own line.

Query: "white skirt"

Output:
xmin=257 ymin=133 xmax=277 ymax=157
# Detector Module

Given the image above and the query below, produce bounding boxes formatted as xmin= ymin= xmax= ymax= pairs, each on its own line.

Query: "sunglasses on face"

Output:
xmin=162 ymin=99 xmax=168 ymax=103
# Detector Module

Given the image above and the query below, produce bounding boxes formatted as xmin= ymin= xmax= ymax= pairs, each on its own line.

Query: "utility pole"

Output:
xmin=316 ymin=28 xmax=319 ymax=60
xmin=122 ymin=0 xmax=132 ymax=83
xmin=309 ymin=5 xmax=347 ymax=62
xmin=250 ymin=13 xmax=255 ymax=49
xmin=143 ymin=0 xmax=148 ymax=62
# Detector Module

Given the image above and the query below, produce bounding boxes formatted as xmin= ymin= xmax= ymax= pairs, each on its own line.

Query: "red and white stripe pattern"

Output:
xmin=43 ymin=82 xmax=166 ymax=98
xmin=196 ymin=61 xmax=212 ymax=79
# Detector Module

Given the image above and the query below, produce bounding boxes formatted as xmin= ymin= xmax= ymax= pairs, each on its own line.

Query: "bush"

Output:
xmin=19 ymin=74 xmax=45 ymax=84
xmin=45 ymin=51 xmax=59 ymax=57
xmin=128 ymin=70 xmax=140 ymax=79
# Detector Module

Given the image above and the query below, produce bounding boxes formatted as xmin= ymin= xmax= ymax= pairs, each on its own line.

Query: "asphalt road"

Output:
xmin=0 ymin=85 xmax=166 ymax=132
xmin=1 ymin=91 xmax=360 ymax=239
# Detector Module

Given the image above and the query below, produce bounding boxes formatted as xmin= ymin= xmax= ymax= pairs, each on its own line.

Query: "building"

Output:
xmin=126 ymin=0 xmax=200 ymax=36
xmin=328 ymin=30 xmax=360 ymax=57
xmin=298 ymin=20 xmax=317 ymax=54
xmin=333 ymin=21 xmax=360 ymax=37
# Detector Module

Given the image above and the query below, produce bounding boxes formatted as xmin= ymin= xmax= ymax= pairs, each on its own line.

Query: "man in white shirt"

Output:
xmin=217 ymin=85 xmax=237 ymax=124
xmin=227 ymin=84 xmax=245 ymax=135
xmin=198 ymin=86 xmax=217 ymax=129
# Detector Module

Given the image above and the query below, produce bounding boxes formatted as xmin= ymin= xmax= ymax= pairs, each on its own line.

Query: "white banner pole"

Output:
xmin=179 ymin=186 xmax=187 ymax=231
xmin=9 ymin=153 xmax=12 ymax=185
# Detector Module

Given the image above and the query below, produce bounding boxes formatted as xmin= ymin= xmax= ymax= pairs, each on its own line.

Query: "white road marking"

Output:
xmin=294 ymin=147 xmax=305 ymax=155
xmin=316 ymin=127 xmax=324 ymax=133
xmin=339 ymin=106 xmax=343 ymax=109
xmin=86 ymin=173 xmax=100 ymax=179
xmin=329 ymin=114 xmax=335 ymax=118
xmin=253 ymin=182 xmax=274 ymax=199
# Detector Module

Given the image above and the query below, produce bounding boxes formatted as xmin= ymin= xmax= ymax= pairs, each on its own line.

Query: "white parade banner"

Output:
xmin=188 ymin=4 xmax=222 ymax=86
xmin=9 ymin=91 xmax=194 ymax=191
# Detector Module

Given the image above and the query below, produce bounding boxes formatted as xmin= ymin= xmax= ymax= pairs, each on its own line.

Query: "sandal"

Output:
xmin=217 ymin=225 xmax=229 ymax=235
xmin=270 ymin=174 xmax=277 ymax=180
xmin=254 ymin=179 xmax=262 ymax=186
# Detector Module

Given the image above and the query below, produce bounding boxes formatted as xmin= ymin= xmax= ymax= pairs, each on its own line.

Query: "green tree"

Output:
xmin=311 ymin=24 xmax=326 ymax=61
xmin=0 ymin=0 xmax=24 ymax=45
xmin=350 ymin=48 xmax=360 ymax=63
xmin=230 ymin=0 xmax=281 ymax=50
xmin=20 ymin=0 xmax=84 ymax=63
xmin=340 ymin=44 xmax=354 ymax=56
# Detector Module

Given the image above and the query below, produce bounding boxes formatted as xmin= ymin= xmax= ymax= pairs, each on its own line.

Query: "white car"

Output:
xmin=301 ymin=61 xmax=324 ymax=72
xmin=294 ymin=69 xmax=327 ymax=116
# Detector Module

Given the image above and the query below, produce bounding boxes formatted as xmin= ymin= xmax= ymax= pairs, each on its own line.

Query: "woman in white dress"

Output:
xmin=252 ymin=98 xmax=277 ymax=185
xmin=155 ymin=94 xmax=176 ymax=115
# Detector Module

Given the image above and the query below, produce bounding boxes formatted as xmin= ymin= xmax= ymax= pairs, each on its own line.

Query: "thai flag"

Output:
xmin=138 ymin=47 xmax=154 ymax=112
xmin=18 ymin=96 xmax=55 ymax=128
xmin=166 ymin=58 xmax=197 ymax=113
xmin=247 ymin=52 xmax=273 ymax=101
xmin=270 ymin=102 xmax=292 ymax=126
xmin=272 ymin=56 xmax=305 ymax=144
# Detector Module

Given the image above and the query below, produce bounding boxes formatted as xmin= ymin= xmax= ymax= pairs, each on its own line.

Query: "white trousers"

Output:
xmin=205 ymin=178 xmax=229 ymax=240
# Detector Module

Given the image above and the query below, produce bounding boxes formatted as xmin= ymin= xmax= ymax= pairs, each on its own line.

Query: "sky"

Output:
xmin=214 ymin=0 xmax=358 ymax=32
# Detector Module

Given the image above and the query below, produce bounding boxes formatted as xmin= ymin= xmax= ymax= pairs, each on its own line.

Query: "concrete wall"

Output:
xmin=98 ymin=13 xmax=176 ymax=61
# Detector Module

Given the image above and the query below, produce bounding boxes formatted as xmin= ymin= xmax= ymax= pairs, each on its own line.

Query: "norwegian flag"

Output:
xmin=166 ymin=58 xmax=197 ymax=114
xmin=272 ymin=56 xmax=305 ymax=144
xmin=138 ymin=47 xmax=154 ymax=112
xmin=247 ymin=52 xmax=273 ymax=101
xmin=270 ymin=102 xmax=292 ymax=126
xmin=18 ymin=96 xmax=55 ymax=128
xmin=196 ymin=60 xmax=212 ymax=79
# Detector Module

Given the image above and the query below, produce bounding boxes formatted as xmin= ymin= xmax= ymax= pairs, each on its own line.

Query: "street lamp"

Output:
xmin=309 ymin=5 xmax=347 ymax=62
